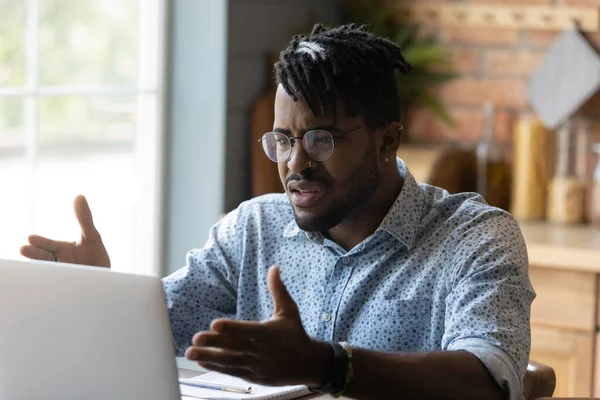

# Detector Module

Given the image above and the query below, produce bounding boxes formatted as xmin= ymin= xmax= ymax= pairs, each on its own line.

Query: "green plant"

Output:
xmin=343 ymin=0 xmax=457 ymax=126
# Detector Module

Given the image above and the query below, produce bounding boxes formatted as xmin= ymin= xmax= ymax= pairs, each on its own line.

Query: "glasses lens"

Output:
xmin=304 ymin=130 xmax=334 ymax=162
xmin=261 ymin=132 xmax=291 ymax=162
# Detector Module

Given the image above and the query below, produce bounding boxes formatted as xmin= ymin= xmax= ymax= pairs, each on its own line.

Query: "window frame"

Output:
xmin=0 ymin=0 xmax=169 ymax=275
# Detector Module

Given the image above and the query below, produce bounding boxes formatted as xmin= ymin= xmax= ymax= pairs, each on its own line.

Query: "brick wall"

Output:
xmin=407 ymin=0 xmax=600 ymax=145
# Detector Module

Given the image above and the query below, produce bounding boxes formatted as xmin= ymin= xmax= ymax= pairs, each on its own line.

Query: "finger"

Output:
xmin=185 ymin=347 xmax=256 ymax=369
xmin=20 ymin=245 xmax=55 ymax=262
xmin=210 ymin=319 xmax=271 ymax=338
xmin=73 ymin=195 xmax=99 ymax=241
xmin=27 ymin=234 xmax=59 ymax=252
xmin=267 ymin=265 xmax=299 ymax=318
xmin=192 ymin=331 xmax=257 ymax=353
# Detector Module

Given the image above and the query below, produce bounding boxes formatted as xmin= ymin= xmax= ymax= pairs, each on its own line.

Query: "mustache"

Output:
xmin=285 ymin=171 xmax=330 ymax=188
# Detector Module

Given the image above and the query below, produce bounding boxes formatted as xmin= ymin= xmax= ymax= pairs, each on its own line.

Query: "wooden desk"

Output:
xmin=178 ymin=369 xmax=351 ymax=399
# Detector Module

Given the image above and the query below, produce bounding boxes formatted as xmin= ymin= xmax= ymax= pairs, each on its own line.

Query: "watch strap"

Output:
xmin=312 ymin=341 xmax=349 ymax=394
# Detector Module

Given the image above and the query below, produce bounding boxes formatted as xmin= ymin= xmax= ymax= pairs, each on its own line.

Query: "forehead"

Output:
xmin=274 ymin=85 xmax=352 ymax=129
xmin=274 ymin=85 xmax=314 ymax=122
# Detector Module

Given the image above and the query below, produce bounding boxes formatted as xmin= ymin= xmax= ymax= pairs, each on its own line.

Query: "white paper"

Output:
xmin=179 ymin=371 xmax=310 ymax=400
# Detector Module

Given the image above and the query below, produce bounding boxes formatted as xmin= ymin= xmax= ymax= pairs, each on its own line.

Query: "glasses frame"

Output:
xmin=258 ymin=121 xmax=377 ymax=163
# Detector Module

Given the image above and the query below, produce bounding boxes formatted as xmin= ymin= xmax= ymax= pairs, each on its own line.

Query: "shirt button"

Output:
xmin=322 ymin=312 xmax=332 ymax=322
xmin=341 ymin=257 xmax=350 ymax=265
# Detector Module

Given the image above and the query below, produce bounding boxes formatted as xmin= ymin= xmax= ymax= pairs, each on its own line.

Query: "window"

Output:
xmin=0 ymin=0 xmax=167 ymax=275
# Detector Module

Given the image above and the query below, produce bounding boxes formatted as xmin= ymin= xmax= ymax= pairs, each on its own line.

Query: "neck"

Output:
xmin=325 ymin=167 xmax=404 ymax=251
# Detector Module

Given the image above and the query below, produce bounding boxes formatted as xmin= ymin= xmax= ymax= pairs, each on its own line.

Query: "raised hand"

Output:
xmin=185 ymin=266 xmax=331 ymax=388
xmin=20 ymin=195 xmax=111 ymax=268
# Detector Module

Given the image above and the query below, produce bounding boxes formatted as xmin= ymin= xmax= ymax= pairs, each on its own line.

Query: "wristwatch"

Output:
xmin=312 ymin=341 xmax=350 ymax=394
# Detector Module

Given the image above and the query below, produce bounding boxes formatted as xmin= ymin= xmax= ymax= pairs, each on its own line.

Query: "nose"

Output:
xmin=286 ymin=138 xmax=312 ymax=173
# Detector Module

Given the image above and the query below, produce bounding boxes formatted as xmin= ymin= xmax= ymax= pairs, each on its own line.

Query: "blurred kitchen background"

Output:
xmin=2 ymin=0 xmax=600 ymax=396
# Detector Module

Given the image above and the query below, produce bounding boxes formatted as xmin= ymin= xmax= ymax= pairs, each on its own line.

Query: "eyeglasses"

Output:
xmin=258 ymin=123 xmax=368 ymax=163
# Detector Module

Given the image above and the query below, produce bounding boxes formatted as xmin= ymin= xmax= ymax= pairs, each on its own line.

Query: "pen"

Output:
xmin=179 ymin=378 xmax=253 ymax=394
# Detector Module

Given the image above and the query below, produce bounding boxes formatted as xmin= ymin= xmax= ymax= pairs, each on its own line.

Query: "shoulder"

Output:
xmin=220 ymin=193 xmax=295 ymax=231
xmin=233 ymin=192 xmax=293 ymax=216
xmin=428 ymin=190 xmax=528 ymax=286
xmin=419 ymin=184 xmax=526 ymax=261
xmin=421 ymin=184 xmax=520 ymax=233
xmin=189 ymin=193 xmax=294 ymax=258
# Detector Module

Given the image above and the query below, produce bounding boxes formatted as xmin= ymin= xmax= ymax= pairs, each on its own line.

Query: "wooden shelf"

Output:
xmin=395 ymin=3 xmax=600 ymax=32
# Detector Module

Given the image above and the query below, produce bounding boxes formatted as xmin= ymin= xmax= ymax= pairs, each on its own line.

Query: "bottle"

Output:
xmin=476 ymin=102 xmax=511 ymax=210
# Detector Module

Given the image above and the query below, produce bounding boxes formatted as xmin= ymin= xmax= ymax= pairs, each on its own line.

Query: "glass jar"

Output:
xmin=589 ymin=143 xmax=600 ymax=226
xmin=546 ymin=118 xmax=589 ymax=224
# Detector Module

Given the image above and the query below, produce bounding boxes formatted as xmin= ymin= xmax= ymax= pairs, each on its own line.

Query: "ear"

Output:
xmin=378 ymin=121 xmax=402 ymax=161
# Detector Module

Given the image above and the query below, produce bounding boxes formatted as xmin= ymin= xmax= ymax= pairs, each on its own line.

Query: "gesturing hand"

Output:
xmin=19 ymin=195 xmax=111 ymax=268
xmin=185 ymin=266 xmax=331 ymax=388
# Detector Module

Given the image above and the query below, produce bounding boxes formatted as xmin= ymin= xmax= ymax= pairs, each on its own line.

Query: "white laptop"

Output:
xmin=0 ymin=257 xmax=182 ymax=400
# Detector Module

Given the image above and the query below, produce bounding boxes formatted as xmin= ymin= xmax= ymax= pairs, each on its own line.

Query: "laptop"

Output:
xmin=0 ymin=257 xmax=182 ymax=400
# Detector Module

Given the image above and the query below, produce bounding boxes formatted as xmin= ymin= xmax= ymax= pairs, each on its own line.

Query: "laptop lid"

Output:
xmin=0 ymin=258 xmax=181 ymax=400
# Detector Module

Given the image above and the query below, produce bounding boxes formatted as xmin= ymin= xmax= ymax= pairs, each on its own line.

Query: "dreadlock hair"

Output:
xmin=275 ymin=23 xmax=412 ymax=128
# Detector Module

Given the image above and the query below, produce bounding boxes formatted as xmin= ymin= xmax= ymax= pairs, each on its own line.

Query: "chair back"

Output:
xmin=523 ymin=360 xmax=556 ymax=400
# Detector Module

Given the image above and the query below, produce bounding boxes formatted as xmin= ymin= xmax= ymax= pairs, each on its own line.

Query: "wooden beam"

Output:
xmin=395 ymin=3 xmax=600 ymax=32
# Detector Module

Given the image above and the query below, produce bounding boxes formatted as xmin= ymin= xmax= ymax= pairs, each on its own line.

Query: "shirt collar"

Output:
xmin=283 ymin=219 xmax=302 ymax=238
xmin=282 ymin=157 xmax=424 ymax=249
xmin=282 ymin=219 xmax=324 ymax=242
xmin=378 ymin=158 xmax=424 ymax=249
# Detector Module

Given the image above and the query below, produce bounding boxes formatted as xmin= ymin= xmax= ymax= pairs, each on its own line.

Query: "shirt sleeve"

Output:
xmin=442 ymin=208 xmax=536 ymax=400
xmin=162 ymin=209 xmax=242 ymax=356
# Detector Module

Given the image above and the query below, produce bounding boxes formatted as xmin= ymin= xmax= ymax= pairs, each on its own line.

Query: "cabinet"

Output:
xmin=512 ymin=223 xmax=600 ymax=397
xmin=529 ymin=325 xmax=593 ymax=397
xmin=528 ymin=266 xmax=597 ymax=397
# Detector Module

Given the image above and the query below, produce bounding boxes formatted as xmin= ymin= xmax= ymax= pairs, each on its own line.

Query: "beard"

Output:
xmin=292 ymin=143 xmax=380 ymax=232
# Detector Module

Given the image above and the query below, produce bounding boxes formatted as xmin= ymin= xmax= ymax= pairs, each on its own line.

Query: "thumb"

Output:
xmin=74 ymin=195 xmax=100 ymax=242
xmin=268 ymin=266 xmax=299 ymax=318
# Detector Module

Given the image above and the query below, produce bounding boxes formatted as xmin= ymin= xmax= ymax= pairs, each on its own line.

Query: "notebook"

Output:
xmin=179 ymin=371 xmax=312 ymax=400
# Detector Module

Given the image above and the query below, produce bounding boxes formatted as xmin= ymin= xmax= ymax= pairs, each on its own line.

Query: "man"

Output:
xmin=21 ymin=24 xmax=534 ymax=399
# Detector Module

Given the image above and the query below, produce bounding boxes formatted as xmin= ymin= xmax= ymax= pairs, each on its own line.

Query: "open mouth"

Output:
xmin=288 ymin=181 xmax=326 ymax=208
xmin=290 ymin=189 xmax=325 ymax=207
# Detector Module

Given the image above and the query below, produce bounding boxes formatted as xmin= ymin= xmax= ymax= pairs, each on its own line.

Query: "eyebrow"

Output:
xmin=273 ymin=125 xmax=340 ymax=135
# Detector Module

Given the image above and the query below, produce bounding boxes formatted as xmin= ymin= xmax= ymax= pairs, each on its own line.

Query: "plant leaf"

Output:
xmin=418 ymin=91 xmax=455 ymax=127
xmin=341 ymin=0 xmax=460 ymax=128
xmin=403 ymin=45 xmax=451 ymax=68
xmin=401 ymin=70 xmax=458 ymax=84
xmin=394 ymin=26 xmax=417 ymax=47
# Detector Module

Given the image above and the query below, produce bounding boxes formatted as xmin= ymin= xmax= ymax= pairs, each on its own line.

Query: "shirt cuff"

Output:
xmin=447 ymin=338 xmax=523 ymax=400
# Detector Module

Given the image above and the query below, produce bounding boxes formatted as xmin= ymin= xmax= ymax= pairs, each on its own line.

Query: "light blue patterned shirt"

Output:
xmin=163 ymin=158 xmax=535 ymax=400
